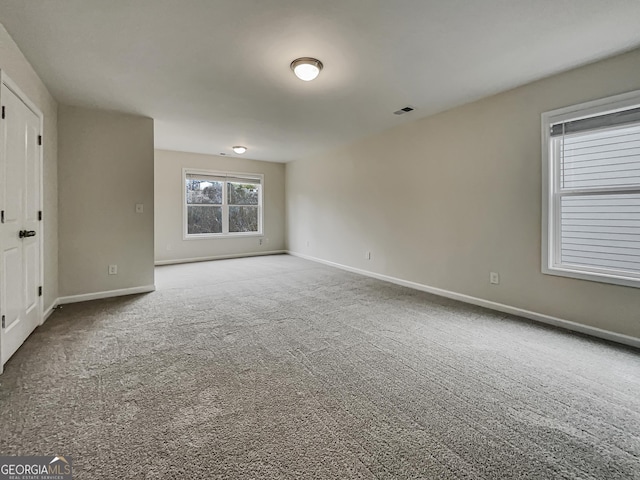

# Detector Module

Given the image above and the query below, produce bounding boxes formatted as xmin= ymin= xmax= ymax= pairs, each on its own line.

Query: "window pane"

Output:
xmin=560 ymin=194 xmax=640 ymax=274
xmin=186 ymin=179 xmax=223 ymax=204
xmin=229 ymin=206 xmax=258 ymax=232
xmin=228 ymin=182 xmax=259 ymax=205
xmin=561 ymin=124 xmax=640 ymax=189
xmin=188 ymin=206 xmax=222 ymax=234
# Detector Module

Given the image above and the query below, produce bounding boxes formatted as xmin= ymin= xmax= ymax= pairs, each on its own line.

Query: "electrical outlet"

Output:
xmin=490 ymin=272 xmax=500 ymax=285
xmin=108 ymin=264 xmax=118 ymax=275
xmin=365 ymin=251 xmax=371 ymax=260
xmin=259 ymin=238 xmax=263 ymax=245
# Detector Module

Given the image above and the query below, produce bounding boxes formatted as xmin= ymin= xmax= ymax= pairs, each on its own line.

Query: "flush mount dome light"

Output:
xmin=290 ymin=57 xmax=323 ymax=81
xmin=232 ymin=146 xmax=247 ymax=154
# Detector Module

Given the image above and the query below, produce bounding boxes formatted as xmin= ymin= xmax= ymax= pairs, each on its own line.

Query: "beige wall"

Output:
xmin=0 ymin=24 xmax=58 ymax=310
xmin=286 ymin=47 xmax=640 ymax=340
xmin=155 ymin=149 xmax=286 ymax=263
xmin=58 ymin=106 xmax=154 ymax=297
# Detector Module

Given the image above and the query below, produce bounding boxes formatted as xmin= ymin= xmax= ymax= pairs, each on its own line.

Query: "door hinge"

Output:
xmin=38 ymin=210 xmax=42 ymax=221
xmin=38 ymin=286 xmax=43 ymax=297
xmin=2 ymin=315 xmax=5 ymax=329
xmin=1 ymin=106 xmax=4 ymax=119
xmin=38 ymin=135 xmax=42 ymax=146
xmin=1 ymin=210 xmax=4 ymax=223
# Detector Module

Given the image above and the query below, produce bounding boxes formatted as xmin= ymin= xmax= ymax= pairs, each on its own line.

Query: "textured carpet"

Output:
xmin=1 ymin=254 xmax=639 ymax=479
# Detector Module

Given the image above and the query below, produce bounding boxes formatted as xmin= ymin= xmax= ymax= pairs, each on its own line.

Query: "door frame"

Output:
xmin=0 ymin=70 xmax=45 ymax=374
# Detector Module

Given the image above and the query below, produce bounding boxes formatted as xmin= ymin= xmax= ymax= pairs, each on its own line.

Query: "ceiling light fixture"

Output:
xmin=232 ymin=146 xmax=247 ymax=154
xmin=290 ymin=57 xmax=323 ymax=81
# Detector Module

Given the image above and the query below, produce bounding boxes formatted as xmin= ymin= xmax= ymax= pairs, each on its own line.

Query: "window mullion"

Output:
xmin=222 ymin=181 xmax=229 ymax=234
xmin=559 ymin=186 xmax=640 ymax=196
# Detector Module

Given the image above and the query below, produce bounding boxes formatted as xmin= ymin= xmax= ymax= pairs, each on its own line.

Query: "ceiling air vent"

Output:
xmin=394 ymin=106 xmax=414 ymax=115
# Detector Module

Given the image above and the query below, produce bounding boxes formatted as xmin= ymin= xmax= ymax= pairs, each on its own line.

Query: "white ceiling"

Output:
xmin=1 ymin=1 xmax=640 ymax=163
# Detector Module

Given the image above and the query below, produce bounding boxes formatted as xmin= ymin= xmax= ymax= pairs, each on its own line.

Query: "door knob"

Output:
xmin=19 ymin=230 xmax=36 ymax=238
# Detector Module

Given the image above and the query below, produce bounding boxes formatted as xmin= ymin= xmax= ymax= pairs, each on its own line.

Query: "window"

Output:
xmin=542 ymin=91 xmax=640 ymax=288
xmin=184 ymin=170 xmax=263 ymax=237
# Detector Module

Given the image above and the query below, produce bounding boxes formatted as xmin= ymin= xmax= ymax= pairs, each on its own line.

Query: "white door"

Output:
xmin=0 ymin=80 xmax=42 ymax=368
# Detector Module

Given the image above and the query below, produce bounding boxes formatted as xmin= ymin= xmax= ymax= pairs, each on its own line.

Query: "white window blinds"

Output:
xmin=560 ymin=194 xmax=640 ymax=275
xmin=558 ymin=124 xmax=640 ymax=189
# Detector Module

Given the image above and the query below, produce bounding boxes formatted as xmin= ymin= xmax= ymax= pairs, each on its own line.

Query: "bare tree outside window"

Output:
xmin=185 ymin=174 xmax=262 ymax=236
xmin=228 ymin=183 xmax=258 ymax=232
xmin=186 ymin=179 xmax=224 ymax=234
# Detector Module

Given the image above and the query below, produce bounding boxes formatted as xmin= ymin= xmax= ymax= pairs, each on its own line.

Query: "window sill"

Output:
xmin=542 ymin=264 xmax=640 ymax=289
xmin=183 ymin=232 xmax=263 ymax=241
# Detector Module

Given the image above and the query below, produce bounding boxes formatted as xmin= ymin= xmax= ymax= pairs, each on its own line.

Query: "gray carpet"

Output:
xmin=1 ymin=254 xmax=639 ymax=479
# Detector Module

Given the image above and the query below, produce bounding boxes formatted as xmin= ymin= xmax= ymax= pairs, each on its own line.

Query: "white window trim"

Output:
xmin=541 ymin=89 xmax=640 ymax=289
xmin=183 ymin=168 xmax=264 ymax=240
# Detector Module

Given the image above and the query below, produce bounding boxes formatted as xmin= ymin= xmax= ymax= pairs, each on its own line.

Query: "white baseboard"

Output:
xmin=288 ymin=251 xmax=640 ymax=349
xmin=57 ymin=285 xmax=156 ymax=305
xmin=43 ymin=301 xmax=58 ymax=321
xmin=155 ymin=250 xmax=286 ymax=266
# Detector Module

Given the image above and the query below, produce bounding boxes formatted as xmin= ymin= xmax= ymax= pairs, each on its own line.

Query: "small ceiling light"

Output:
xmin=232 ymin=146 xmax=247 ymax=154
xmin=290 ymin=57 xmax=323 ymax=81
